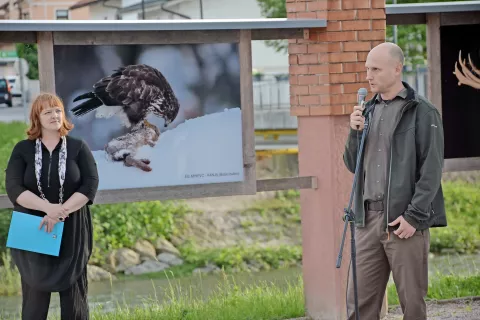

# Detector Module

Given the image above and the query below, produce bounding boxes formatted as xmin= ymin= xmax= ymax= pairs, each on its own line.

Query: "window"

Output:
xmin=56 ymin=9 xmax=68 ymax=20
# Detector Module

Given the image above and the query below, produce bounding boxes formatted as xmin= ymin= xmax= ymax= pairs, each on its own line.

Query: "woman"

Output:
xmin=5 ymin=92 xmax=99 ymax=320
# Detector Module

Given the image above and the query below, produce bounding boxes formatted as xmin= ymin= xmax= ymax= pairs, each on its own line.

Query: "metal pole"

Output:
xmin=393 ymin=0 xmax=398 ymax=44
xmin=18 ymin=57 xmax=28 ymax=123
xmin=141 ymin=0 xmax=145 ymax=19
xmin=199 ymin=0 xmax=203 ymax=19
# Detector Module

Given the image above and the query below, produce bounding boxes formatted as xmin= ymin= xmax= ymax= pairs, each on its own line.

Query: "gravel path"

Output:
xmin=287 ymin=298 xmax=480 ymax=320
xmin=384 ymin=298 xmax=480 ymax=320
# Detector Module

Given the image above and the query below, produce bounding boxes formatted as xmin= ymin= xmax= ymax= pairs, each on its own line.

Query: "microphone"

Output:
xmin=357 ymin=87 xmax=368 ymax=108
xmin=357 ymin=88 xmax=368 ymax=130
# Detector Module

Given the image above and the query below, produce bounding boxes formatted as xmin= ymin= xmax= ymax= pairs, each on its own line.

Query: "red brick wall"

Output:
xmin=287 ymin=0 xmax=386 ymax=116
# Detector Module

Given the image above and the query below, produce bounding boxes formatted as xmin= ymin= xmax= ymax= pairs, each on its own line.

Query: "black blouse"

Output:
xmin=5 ymin=135 xmax=99 ymax=292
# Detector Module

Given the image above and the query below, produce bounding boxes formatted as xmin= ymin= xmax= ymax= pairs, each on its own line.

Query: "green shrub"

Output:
xmin=442 ymin=180 xmax=480 ymax=222
xmin=273 ymin=182 xmax=480 ymax=255
xmin=0 ymin=210 xmax=13 ymax=256
xmin=0 ymin=201 xmax=190 ymax=266
xmin=274 ymin=189 xmax=300 ymax=201
xmin=243 ymin=190 xmax=300 ymax=224
xmin=89 ymin=201 xmax=190 ymax=265
xmin=180 ymin=244 xmax=302 ymax=272
xmin=430 ymin=181 xmax=480 ymax=254
xmin=0 ymin=122 xmax=28 ymax=194
xmin=0 ymin=251 xmax=21 ymax=296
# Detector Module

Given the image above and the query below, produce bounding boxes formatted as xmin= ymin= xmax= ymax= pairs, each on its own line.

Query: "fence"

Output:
xmin=253 ymin=76 xmax=291 ymax=110
xmin=253 ymin=66 xmax=429 ymax=110
xmin=403 ymin=65 xmax=428 ymax=98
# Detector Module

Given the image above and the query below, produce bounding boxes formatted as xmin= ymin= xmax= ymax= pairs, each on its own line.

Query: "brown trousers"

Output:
xmin=346 ymin=209 xmax=430 ymax=320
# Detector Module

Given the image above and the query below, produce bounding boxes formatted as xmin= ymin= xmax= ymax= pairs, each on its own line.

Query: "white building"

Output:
xmin=71 ymin=0 xmax=289 ymax=76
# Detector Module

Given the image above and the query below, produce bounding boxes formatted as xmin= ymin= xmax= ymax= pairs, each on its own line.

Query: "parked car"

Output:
xmin=0 ymin=78 xmax=13 ymax=107
xmin=6 ymin=75 xmax=23 ymax=97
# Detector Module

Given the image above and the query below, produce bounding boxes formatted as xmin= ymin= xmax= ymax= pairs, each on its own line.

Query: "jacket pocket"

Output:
xmin=394 ymin=126 xmax=415 ymax=136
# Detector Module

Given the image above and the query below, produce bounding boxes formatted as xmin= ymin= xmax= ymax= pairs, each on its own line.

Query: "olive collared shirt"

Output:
xmin=363 ymin=87 xmax=409 ymax=203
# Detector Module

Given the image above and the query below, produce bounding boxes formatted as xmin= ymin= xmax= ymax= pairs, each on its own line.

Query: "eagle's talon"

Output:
xmin=124 ymin=155 xmax=152 ymax=172
xmin=144 ymin=120 xmax=154 ymax=128
xmin=104 ymin=120 xmax=160 ymax=173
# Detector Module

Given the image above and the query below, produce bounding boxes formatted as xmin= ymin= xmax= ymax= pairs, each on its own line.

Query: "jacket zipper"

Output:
xmin=361 ymin=106 xmax=373 ymax=228
xmin=355 ymin=100 xmax=374 ymax=228
xmin=385 ymin=101 xmax=415 ymax=239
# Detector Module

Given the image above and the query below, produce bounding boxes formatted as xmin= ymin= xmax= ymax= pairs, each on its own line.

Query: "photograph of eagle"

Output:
xmin=71 ymin=64 xmax=180 ymax=171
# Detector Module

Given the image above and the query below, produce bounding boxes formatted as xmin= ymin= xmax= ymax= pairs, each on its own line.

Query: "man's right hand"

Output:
xmin=350 ymin=105 xmax=365 ymax=130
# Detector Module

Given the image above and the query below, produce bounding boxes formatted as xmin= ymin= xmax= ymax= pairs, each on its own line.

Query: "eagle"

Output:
xmin=71 ymin=64 xmax=180 ymax=171
xmin=71 ymin=64 xmax=180 ymax=128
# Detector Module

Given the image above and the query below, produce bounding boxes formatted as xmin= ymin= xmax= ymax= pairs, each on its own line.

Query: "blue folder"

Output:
xmin=6 ymin=211 xmax=64 ymax=257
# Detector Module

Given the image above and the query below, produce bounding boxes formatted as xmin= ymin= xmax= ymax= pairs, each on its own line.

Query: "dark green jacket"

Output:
xmin=343 ymin=82 xmax=447 ymax=231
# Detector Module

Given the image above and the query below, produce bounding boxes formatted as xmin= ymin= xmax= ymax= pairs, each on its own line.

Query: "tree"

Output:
xmin=385 ymin=0 xmax=468 ymax=67
xmin=256 ymin=0 xmax=469 ymax=67
xmin=257 ymin=0 xmax=288 ymax=54
xmin=15 ymin=43 xmax=39 ymax=80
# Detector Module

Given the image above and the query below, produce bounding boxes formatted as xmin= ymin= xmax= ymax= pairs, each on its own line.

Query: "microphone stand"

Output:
xmin=336 ymin=103 xmax=373 ymax=320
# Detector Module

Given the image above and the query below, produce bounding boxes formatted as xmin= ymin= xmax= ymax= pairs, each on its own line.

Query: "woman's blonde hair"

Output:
xmin=27 ymin=92 xmax=74 ymax=140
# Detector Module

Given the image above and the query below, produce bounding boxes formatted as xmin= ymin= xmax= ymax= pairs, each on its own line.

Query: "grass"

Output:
xmin=3 ymin=270 xmax=478 ymax=320
xmin=5 ymin=272 xmax=306 ymax=320
xmin=0 ymin=252 xmax=21 ymax=296
xmin=387 ymin=272 xmax=480 ymax=306
xmin=89 ymin=277 xmax=304 ymax=320
xmin=1 ymin=251 xmax=479 ymax=320
xmin=82 ymin=273 xmax=480 ymax=320
xmin=114 ymin=263 xmax=199 ymax=281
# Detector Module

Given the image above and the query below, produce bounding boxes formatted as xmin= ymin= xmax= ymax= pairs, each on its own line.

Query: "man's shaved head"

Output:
xmin=365 ymin=42 xmax=405 ymax=96
xmin=387 ymin=42 xmax=405 ymax=65
xmin=370 ymin=42 xmax=405 ymax=65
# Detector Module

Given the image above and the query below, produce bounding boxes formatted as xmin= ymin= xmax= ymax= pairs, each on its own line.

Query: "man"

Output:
xmin=343 ymin=42 xmax=447 ymax=320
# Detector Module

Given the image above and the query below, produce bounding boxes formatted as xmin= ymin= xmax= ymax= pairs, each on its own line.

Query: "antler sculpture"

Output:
xmin=453 ymin=50 xmax=480 ymax=89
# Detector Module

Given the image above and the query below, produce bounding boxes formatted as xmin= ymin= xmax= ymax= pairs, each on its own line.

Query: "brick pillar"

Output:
xmin=287 ymin=0 xmax=386 ymax=319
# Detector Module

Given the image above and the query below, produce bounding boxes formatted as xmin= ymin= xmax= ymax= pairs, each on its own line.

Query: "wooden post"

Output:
xmin=287 ymin=0 xmax=387 ymax=318
xmin=426 ymin=13 xmax=442 ymax=115
xmin=36 ymin=31 xmax=55 ymax=93
xmin=239 ymin=30 xmax=257 ymax=194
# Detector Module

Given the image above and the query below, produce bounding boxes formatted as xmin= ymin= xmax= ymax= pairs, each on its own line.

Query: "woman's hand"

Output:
xmin=44 ymin=203 xmax=68 ymax=221
xmin=39 ymin=216 xmax=59 ymax=233
xmin=60 ymin=193 xmax=90 ymax=216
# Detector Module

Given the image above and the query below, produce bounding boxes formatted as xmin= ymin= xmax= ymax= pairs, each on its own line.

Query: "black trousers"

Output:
xmin=21 ymin=271 xmax=89 ymax=320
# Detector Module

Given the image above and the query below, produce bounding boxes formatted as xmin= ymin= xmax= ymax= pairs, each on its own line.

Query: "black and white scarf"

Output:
xmin=35 ymin=137 xmax=67 ymax=204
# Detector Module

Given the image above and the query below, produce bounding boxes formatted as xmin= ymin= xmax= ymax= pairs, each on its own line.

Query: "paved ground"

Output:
xmin=287 ymin=298 xmax=480 ymax=320
xmin=0 ymin=98 xmax=29 ymax=123
xmin=384 ymin=298 xmax=480 ymax=320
